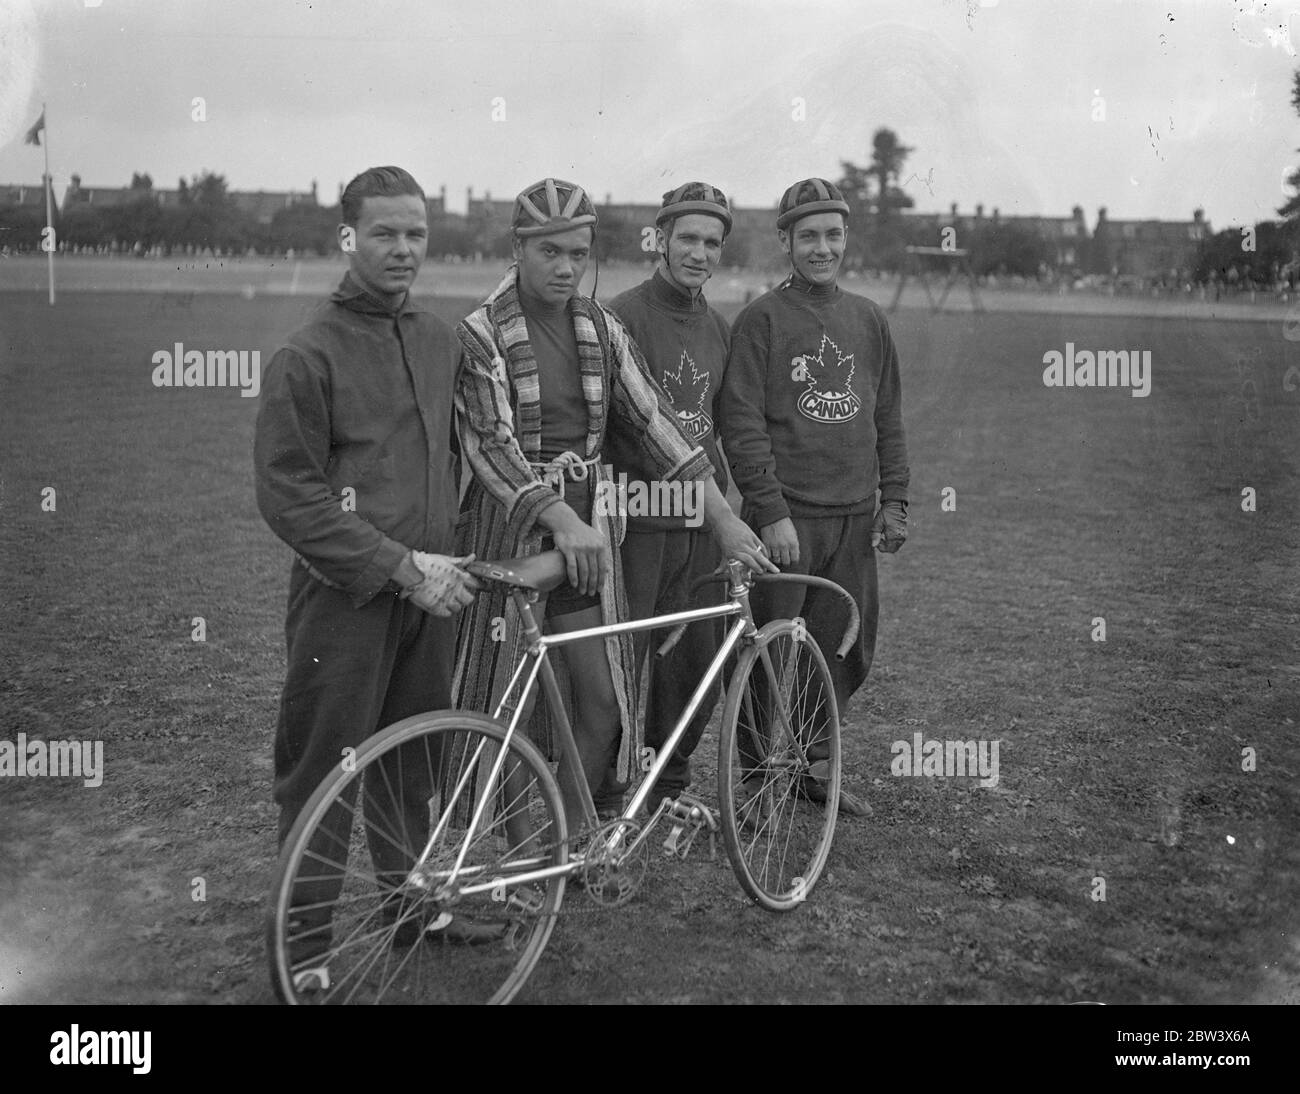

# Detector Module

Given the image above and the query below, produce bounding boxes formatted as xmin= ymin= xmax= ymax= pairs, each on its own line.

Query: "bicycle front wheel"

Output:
xmin=267 ymin=711 xmax=567 ymax=1005
xmin=718 ymin=619 xmax=841 ymax=911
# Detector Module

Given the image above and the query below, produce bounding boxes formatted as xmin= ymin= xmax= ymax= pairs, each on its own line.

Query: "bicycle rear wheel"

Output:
xmin=267 ymin=711 xmax=567 ymax=1005
xmin=717 ymin=619 xmax=840 ymax=911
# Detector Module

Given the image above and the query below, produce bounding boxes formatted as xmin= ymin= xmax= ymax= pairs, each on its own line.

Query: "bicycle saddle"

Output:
xmin=466 ymin=550 xmax=568 ymax=592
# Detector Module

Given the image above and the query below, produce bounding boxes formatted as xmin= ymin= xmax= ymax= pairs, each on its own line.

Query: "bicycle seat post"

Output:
xmin=511 ymin=588 xmax=544 ymax=654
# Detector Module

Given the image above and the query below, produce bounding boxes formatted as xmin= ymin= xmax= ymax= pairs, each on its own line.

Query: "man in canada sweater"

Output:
xmin=606 ymin=182 xmax=736 ymax=804
xmin=718 ymin=177 xmax=910 ymax=816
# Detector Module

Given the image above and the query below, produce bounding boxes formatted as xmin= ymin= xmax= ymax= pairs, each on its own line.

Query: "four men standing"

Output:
xmin=255 ymin=169 xmax=909 ymax=954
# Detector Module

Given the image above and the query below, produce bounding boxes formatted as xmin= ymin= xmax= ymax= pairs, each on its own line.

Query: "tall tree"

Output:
xmin=268 ymin=202 xmax=340 ymax=256
xmin=836 ymin=127 xmax=916 ymax=271
xmin=838 ymin=159 xmax=873 ymax=212
xmin=60 ymin=202 xmax=106 ymax=249
xmin=1279 ymin=70 xmax=1300 ymax=222
xmin=838 ymin=128 xmax=915 ymax=220
xmin=869 ymin=128 xmax=915 ymax=220
xmin=191 ymin=171 xmax=229 ymax=208
xmin=183 ymin=171 xmax=251 ymax=253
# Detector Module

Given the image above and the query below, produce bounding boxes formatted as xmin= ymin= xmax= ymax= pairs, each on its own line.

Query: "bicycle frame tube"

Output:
xmin=410 ymin=593 xmax=589 ymax=892
xmin=536 ymin=650 xmax=598 ymax=831
xmin=497 ymin=588 xmax=613 ymax=834
xmin=534 ymin=601 xmax=744 ymax=647
xmin=498 ymin=589 xmax=751 ymax=829
xmin=430 ymin=651 xmax=546 ymax=886
xmin=621 ymin=562 xmax=764 ymax=818
xmin=624 ymin=613 xmax=749 ymax=818
xmin=436 ymin=566 xmax=761 ymax=879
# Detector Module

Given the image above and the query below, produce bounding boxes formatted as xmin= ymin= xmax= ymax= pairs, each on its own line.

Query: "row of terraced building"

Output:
xmin=1 ymin=174 xmax=1212 ymax=278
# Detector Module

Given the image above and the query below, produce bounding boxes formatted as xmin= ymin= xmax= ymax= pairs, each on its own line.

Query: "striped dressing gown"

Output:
xmin=453 ymin=267 xmax=712 ymax=782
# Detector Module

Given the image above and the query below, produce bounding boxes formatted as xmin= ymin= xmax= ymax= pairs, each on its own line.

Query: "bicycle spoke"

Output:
xmin=718 ymin=622 xmax=840 ymax=910
xmin=269 ymin=715 xmax=567 ymax=1005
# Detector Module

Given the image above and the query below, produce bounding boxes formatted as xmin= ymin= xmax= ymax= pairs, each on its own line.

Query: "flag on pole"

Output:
xmin=29 ymin=102 xmax=55 ymax=305
xmin=24 ymin=110 xmax=45 ymax=146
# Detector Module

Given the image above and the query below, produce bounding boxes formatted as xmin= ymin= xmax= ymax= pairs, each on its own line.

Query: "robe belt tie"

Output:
xmin=529 ymin=451 xmax=601 ymax=499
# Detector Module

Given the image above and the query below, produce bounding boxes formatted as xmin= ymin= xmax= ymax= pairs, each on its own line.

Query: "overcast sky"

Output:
xmin=0 ymin=0 xmax=1295 ymax=230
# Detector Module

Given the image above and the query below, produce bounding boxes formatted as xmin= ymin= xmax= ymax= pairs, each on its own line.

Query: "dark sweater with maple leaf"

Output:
xmin=719 ymin=273 xmax=909 ymax=528
xmin=605 ymin=269 xmax=730 ymax=531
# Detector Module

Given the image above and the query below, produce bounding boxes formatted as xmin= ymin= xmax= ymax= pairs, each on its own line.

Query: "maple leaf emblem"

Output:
xmin=663 ymin=351 xmax=710 ymax=413
xmin=802 ymin=334 xmax=855 ymax=396
xmin=791 ymin=334 xmax=861 ymax=423
xmin=661 ymin=351 xmax=713 ymax=440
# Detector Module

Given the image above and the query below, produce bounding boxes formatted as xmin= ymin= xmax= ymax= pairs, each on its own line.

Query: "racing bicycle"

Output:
xmin=267 ymin=553 xmax=859 ymax=1004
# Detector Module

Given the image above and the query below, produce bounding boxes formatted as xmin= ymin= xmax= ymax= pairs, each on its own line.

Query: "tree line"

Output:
xmin=0 ymin=156 xmax=1067 ymax=276
xmin=0 ymin=172 xmax=338 ymax=257
xmin=4 ymin=124 xmax=1296 ymax=286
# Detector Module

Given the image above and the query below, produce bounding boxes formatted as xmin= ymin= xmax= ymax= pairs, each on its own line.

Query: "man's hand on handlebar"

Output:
xmin=712 ymin=511 xmax=778 ymax=575
xmin=699 ymin=479 xmax=778 ymax=574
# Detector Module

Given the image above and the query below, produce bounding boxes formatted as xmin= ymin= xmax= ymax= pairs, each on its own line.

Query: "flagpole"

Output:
xmin=42 ymin=100 xmax=54 ymax=305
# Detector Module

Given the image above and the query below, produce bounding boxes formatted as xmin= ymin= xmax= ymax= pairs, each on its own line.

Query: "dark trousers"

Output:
xmin=621 ymin=527 xmax=724 ymax=796
xmin=748 ymin=512 xmax=879 ymax=745
xmin=273 ymin=563 xmax=456 ymax=962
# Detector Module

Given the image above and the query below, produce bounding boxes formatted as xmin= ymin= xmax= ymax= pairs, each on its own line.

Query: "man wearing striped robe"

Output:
xmin=453 ymin=177 xmax=770 ymax=830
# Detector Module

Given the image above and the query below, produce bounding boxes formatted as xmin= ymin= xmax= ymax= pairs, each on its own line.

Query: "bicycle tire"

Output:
xmin=717 ymin=619 xmax=841 ymax=911
xmin=267 ymin=711 xmax=567 ymax=1005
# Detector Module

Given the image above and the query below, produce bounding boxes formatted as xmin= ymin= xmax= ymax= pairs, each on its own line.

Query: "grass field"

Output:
xmin=0 ymin=252 xmax=1293 ymax=322
xmin=1 ymin=280 xmax=1298 ymax=1005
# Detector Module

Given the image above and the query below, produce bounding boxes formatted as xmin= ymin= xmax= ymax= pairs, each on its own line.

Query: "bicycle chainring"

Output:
xmin=579 ymin=819 xmax=648 ymax=908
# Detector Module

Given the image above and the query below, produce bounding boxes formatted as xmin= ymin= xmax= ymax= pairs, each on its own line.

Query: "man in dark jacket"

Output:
xmin=254 ymin=165 xmax=479 ymax=988
xmin=605 ymin=182 xmax=736 ymax=805
xmin=719 ymin=178 xmax=911 ymax=817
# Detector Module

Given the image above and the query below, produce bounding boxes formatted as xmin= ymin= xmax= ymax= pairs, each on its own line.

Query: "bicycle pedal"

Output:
xmin=660 ymin=795 xmax=719 ymax=860
xmin=662 ymin=821 xmax=694 ymax=858
xmin=671 ymin=794 xmax=719 ymax=832
xmin=292 ymin=965 xmax=331 ymax=994
xmin=501 ymin=889 xmax=544 ymax=952
xmin=505 ymin=888 xmax=545 ymax=915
